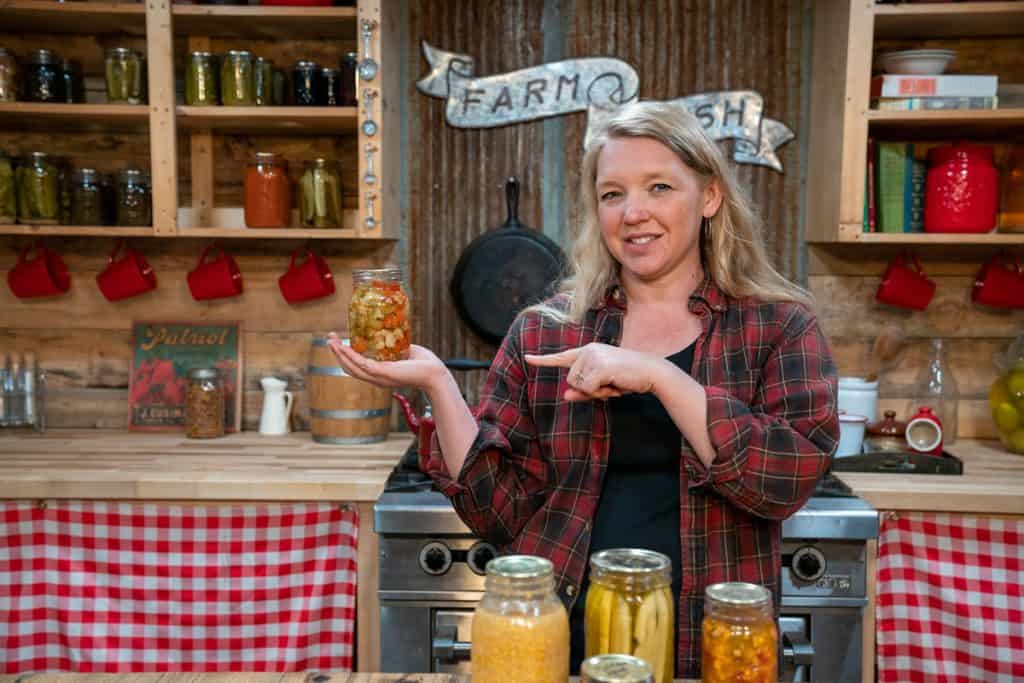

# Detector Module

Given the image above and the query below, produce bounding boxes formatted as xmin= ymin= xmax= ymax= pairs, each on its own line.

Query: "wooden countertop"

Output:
xmin=2 ymin=675 xmax=698 ymax=683
xmin=0 ymin=429 xmax=408 ymax=502
xmin=836 ymin=439 xmax=1024 ymax=515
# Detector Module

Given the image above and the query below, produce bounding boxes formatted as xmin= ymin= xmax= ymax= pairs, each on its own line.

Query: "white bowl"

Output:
xmin=837 ymin=412 xmax=868 ymax=458
xmin=877 ymin=49 xmax=956 ymax=75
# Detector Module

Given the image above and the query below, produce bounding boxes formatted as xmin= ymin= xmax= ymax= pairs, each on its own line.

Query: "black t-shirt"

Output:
xmin=568 ymin=341 xmax=696 ymax=674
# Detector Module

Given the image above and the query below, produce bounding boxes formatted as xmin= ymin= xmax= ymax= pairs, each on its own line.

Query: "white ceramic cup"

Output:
xmin=837 ymin=411 xmax=869 ymax=458
xmin=838 ymin=377 xmax=879 ymax=424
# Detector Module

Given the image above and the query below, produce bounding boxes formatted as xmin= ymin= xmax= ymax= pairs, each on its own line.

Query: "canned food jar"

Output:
xmin=585 ymin=549 xmax=674 ymax=683
xmin=292 ymin=60 xmax=320 ymax=106
xmin=581 ymin=654 xmax=654 ymax=683
xmin=244 ymin=152 xmax=291 ymax=228
xmin=701 ymin=582 xmax=778 ymax=683
xmin=0 ymin=152 xmax=15 ymax=223
xmin=25 ymin=48 xmax=64 ymax=103
xmin=318 ymin=66 xmax=341 ymax=106
xmin=349 ymin=267 xmax=410 ymax=361
xmin=0 ymin=47 xmax=18 ymax=103
xmin=299 ymin=157 xmax=342 ymax=228
xmin=186 ymin=51 xmax=218 ymax=106
xmin=116 ymin=168 xmax=151 ymax=226
xmin=924 ymin=142 xmax=999 ymax=234
xmin=61 ymin=58 xmax=84 ymax=103
xmin=105 ymin=47 xmax=144 ymax=104
xmin=221 ymin=50 xmax=254 ymax=106
xmin=16 ymin=152 xmax=60 ymax=225
xmin=71 ymin=168 xmax=105 ymax=225
xmin=339 ymin=52 xmax=357 ymax=105
xmin=185 ymin=367 xmax=225 ymax=439
xmin=471 ymin=555 xmax=569 ymax=683
xmin=253 ymin=56 xmax=274 ymax=106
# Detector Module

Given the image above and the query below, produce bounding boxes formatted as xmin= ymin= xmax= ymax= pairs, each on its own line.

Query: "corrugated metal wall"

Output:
xmin=406 ymin=0 xmax=812 ymax=402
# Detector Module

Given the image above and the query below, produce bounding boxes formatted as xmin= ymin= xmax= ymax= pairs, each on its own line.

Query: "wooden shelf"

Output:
xmin=0 ymin=103 xmax=149 ymax=131
xmin=866 ymin=108 xmax=1024 ymax=139
xmin=0 ymin=225 xmax=154 ymax=237
xmin=178 ymin=227 xmax=381 ymax=240
xmin=171 ymin=4 xmax=357 ymax=39
xmin=837 ymin=231 xmax=1024 ymax=245
xmin=874 ymin=2 xmax=1024 ymax=39
xmin=0 ymin=0 xmax=146 ymax=36
xmin=177 ymin=106 xmax=358 ymax=133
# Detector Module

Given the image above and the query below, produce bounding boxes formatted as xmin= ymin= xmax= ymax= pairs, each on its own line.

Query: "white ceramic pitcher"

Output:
xmin=259 ymin=376 xmax=294 ymax=435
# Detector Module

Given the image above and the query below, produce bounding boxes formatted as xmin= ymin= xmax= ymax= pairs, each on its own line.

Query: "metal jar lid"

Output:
xmin=188 ymin=368 xmax=220 ymax=380
xmin=705 ymin=581 xmax=772 ymax=607
xmin=254 ymin=56 xmax=272 ymax=66
xmin=29 ymin=48 xmax=60 ymax=65
xmin=29 ymin=151 xmax=50 ymax=162
xmin=294 ymin=60 xmax=319 ymax=71
xmin=119 ymin=168 xmax=145 ymax=182
xmin=580 ymin=654 xmax=654 ymax=683
xmin=106 ymin=47 xmax=134 ymax=59
xmin=321 ymin=67 xmax=339 ymax=76
xmin=225 ymin=49 xmax=252 ymax=61
xmin=590 ymin=548 xmax=671 ymax=574
xmin=251 ymin=151 xmax=286 ymax=165
xmin=73 ymin=168 xmax=100 ymax=184
xmin=486 ymin=555 xmax=552 ymax=579
xmin=190 ymin=51 xmax=214 ymax=61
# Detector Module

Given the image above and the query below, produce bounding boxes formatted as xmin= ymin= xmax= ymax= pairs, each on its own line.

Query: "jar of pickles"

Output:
xmin=16 ymin=152 xmax=59 ymax=225
xmin=584 ymin=549 xmax=674 ymax=683
xmin=116 ymin=168 xmax=151 ymax=226
xmin=25 ymin=49 xmax=63 ymax=103
xmin=244 ymin=152 xmax=291 ymax=228
xmin=253 ymin=57 xmax=274 ymax=106
xmin=105 ymin=47 xmax=144 ymax=104
xmin=0 ymin=47 xmax=19 ymax=103
xmin=221 ymin=50 xmax=254 ymax=105
xmin=299 ymin=157 xmax=343 ymax=228
xmin=186 ymin=51 xmax=218 ymax=106
xmin=700 ymin=582 xmax=778 ymax=683
xmin=71 ymin=168 xmax=105 ymax=225
xmin=349 ymin=267 xmax=410 ymax=361
xmin=0 ymin=152 xmax=15 ymax=223
xmin=471 ymin=555 xmax=569 ymax=683
xmin=185 ymin=367 xmax=225 ymax=439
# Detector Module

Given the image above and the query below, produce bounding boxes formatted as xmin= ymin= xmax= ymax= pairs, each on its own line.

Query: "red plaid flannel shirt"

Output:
xmin=422 ymin=276 xmax=838 ymax=678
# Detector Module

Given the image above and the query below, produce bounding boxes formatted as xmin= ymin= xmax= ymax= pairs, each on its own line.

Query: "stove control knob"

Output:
xmin=792 ymin=546 xmax=826 ymax=582
xmin=419 ymin=541 xmax=452 ymax=576
xmin=467 ymin=541 xmax=497 ymax=575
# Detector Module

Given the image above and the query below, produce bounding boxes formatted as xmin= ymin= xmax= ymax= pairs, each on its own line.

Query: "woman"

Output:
xmin=329 ymin=100 xmax=838 ymax=678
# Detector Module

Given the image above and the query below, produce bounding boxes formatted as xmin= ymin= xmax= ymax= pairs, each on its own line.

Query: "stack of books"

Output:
xmin=863 ymin=141 xmax=926 ymax=234
xmin=870 ymin=74 xmax=998 ymax=111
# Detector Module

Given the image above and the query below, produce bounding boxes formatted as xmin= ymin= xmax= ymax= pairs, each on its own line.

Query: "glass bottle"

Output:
xmin=16 ymin=152 xmax=60 ymax=225
xmin=116 ymin=168 xmax=151 ymax=226
xmin=349 ymin=267 xmax=411 ymax=361
xmin=0 ymin=47 xmax=19 ymax=103
xmin=22 ymin=352 xmax=37 ymax=428
xmin=185 ymin=367 xmax=225 ymax=439
xmin=185 ymin=51 xmax=218 ymax=106
xmin=244 ymin=152 xmax=291 ymax=228
xmin=318 ymin=67 xmax=340 ymax=106
xmin=3 ymin=354 xmax=23 ymax=425
xmin=25 ymin=48 xmax=64 ymax=103
xmin=0 ymin=152 xmax=15 ymax=224
xmin=339 ymin=51 xmax=357 ymax=106
xmin=292 ymin=60 xmax=319 ymax=106
xmin=998 ymin=144 xmax=1024 ymax=233
xmin=914 ymin=338 xmax=959 ymax=446
xmin=471 ymin=555 xmax=569 ymax=683
xmin=221 ymin=50 xmax=254 ymax=105
xmin=105 ymin=47 xmax=144 ymax=104
xmin=253 ymin=56 xmax=274 ymax=106
xmin=701 ymin=582 xmax=778 ymax=683
xmin=61 ymin=58 xmax=84 ymax=103
xmin=299 ymin=157 xmax=342 ymax=228
xmin=0 ymin=354 xmax=10 ymax=426
xmin=71 ymin=168 xmax=105 ymax=225
xmin=584 ymin=549 xmax=674 ymax=683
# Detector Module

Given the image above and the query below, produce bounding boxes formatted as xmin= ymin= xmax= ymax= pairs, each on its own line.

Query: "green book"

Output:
xmin=877 ymin=142 xmax=910 ymax=234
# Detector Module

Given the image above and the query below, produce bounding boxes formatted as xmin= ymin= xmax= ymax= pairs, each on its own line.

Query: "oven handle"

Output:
xmin=782 ymin=629 xmax=814 ymax=681
xmin=432 ymin=624 xmax=472 ymax=664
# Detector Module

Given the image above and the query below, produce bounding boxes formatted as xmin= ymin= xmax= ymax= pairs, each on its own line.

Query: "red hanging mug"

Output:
xmin=187 ymin=243 xmax=243 ymax=301
xmin=7 ymin=241 xmax=71 ymax=299
xmin=96 ymin=240 xmax=157 ymax=302
xmin=973 ymin=251 xmax=1024 ymax=309
xmin=876 ymin=251 xmax=936 ymax=311
xmin=278 ymin=246 xmax=335 ymax=304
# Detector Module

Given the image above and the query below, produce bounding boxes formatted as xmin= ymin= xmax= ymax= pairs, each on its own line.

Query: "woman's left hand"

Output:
xmin=524 ymin=343 xmax=666 ymax=402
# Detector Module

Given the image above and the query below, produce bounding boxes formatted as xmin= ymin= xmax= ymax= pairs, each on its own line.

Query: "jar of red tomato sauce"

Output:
xmin=244 ymin=152 xmax=291 ymax=228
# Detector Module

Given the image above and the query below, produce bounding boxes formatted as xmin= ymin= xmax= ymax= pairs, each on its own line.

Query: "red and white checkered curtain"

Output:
xmin=877 ymin=512 xmax=1024 ymax=683
xmin=0 ymin=501 xmax=358 ymax=673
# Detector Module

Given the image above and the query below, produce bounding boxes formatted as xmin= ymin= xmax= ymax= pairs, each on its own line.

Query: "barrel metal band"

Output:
xmin=311 ymin=408 xmax=390 ymax=419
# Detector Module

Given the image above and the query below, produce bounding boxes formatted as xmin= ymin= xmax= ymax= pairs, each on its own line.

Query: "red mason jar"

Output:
xmin=924 ymin=142 xmax=999 ymax=234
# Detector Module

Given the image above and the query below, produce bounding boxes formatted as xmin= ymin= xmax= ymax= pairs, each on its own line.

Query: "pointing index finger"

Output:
xmin=523 ymin=348 xmax=582 ymax=367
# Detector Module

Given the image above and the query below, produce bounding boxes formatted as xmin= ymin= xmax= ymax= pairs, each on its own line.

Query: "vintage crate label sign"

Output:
xmin=129 ymin=321 xmax=242 ymax=432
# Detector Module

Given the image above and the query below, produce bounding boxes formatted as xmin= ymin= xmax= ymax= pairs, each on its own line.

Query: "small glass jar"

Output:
xmin=245 ymin=152 xmax=291 ymax=228
xmin=185 ymin=51 xmax=218 ymax=106
xmin=185 ymin=367 xmax=225 ymax=439
xmin=56 ymin=157 xmax=72 ymax=225
xmin=271 ymin=67 xmax=288 ymax=105
xmin=221 ymin=50 xmax=254 ymax=106
xmin=16 ymin=152 xmax=60 ymax=225
xmin=25 ymin=48 xmax=64 ymax=103
xmin=0 ymin=47 xmax=19 ymax=103
xmin=339 ymin=51 xmax=357 ymax=106
xmin=299 ymin=157 xmax=342 ymax=228
xmin=349 ymin=267 xmax=411 ymax=361
xmin=0 ymin=153 xmax=15 ymax=223
xmin=253 ymin=56 xmax=274 ymax=106
xmin=701 ymin=582 xmax=778 ymax=683
xmin=105 ymin=47 xmax=144 ymax=104
xmin=584 ymin=549 xmax=674 ymax=683
xmin=61 ymin=58 xmax=84 ymax=103
xmin=318 ymin=67 xmax=341 ymax=106
xmin=471 ymin=555 xmax=569 ymax=683
xmin=100 ymin=172 xmax=117 ymax=226
xmin=292 ymin=60 xmax=320 ymax=106
xmin=581 ymin=654 xmax=654 ymax=683
xmin=116 ymin=168 xmax=151 ymax=226
xmin=71 ymin=168 xmax=105 ymax=225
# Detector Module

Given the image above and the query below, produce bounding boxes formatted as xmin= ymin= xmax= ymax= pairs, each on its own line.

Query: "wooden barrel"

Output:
xmin=308 ymin=336 xmax=392 ymax=444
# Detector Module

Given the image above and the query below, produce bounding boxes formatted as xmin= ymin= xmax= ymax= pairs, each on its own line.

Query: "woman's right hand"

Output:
xmin=326 ymin=332 xmax=449 ymax=392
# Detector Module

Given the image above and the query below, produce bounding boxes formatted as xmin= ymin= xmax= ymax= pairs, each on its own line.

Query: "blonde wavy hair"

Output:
xmin=530 ymin=99 xmax=811 ymax=324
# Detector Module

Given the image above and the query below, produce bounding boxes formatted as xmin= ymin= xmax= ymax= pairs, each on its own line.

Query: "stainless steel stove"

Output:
xmin=376 ymin=462 xmax=878 ymax=683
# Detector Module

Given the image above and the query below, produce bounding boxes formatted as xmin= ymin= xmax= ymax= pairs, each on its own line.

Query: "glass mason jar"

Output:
xmin=61 ymin=58 xmax=84 ymax=103
xmin=0 ymin=47 xmax=19 ymax=103
xmin=271 ymin=67 xmax=288 ymax=105
xmin=349 ymin=267 xmax=411 ymax=361
xmin=25 ymin=48 xmax=64 ymax=103
xmin=185 ymin=51 xmax=218 ymax=106
xmin=0 ymin=152 xmax=15 ymax=223
xmin=299 ymin=157 xmax=342 ymax=228
xmin=580 ymin=654 xmax=654 ymax=683
xmin=16 ymin=152 xmax=59 ymax=225
xmin=244 ymin=152 xmax=291 ymax=228
xmin=318 ymin=67 xmax=341 ymax=106
xmin=989 ymin=333 xmax=1024 ymax=454
xmin=71 ymin=168 xmax=105 ymax=225
xmin=116 ymin=168 xmax=151 ymax=226
xmin=292 ymin=60 xmax=320 ymax=106
xmin=471 ymin=555 xmax=569 ymax=683
xmin=701 ymin=582 xmax=778 ymax=683
xmin=253 ymin=56 xmax=274 ymax=106
xmin=221 ymin=50 xmax=254 ymax=105
xmin=56 ymin=157 xmax=72 ymax=225
xmin=339 ymin=51 xmax=357 ymax=106
xmin=105 ymin=47 xmax=144 ymax=104
xmin=584 ymin=549 xmax=674 ymax=683
xmin=185 ymin=367 xmax=225 ymax=439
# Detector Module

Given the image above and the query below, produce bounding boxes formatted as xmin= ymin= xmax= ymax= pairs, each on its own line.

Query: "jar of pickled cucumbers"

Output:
xmin=0 ymin=152 xmax=15 ymax=224
xmin=105 ymin=47 xmax=144 ymax=104
xmin=349 ymin=267 xmax=410 ymax=361
xmin=186 ymin=51 xmax=218 ymax=106
xmin=16 ymin=152 xmax=60 ymax=225
xmin=700 ymin=582 xmax=778 ymax=683
xmin=471 ymin=555 xmax=569 ymax=683
xmin=585 ymin=549 xmax=674 ymax=683
xmin=299 ymin=157 xmax=342 ymax=228
xmin=221 ymin=50 xmax=254 ymax=106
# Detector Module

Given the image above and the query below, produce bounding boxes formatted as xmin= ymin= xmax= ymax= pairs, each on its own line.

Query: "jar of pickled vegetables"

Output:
xmin=244 ymin=152 xmax=291 ymax=228
xmin=471 ymin=555 xmax=569 ymax=683
xmin=0 ymin=153 xmax=15 ymax=224
xmin=105 ymin=47 xmax=144 ymax=104
xmin=221 ymin=50 xmax=254 ymax=106
xmin=186 ymin=51 xmax=218 ymax=106
xmin=299 ymin=157 xmax=343 ymax=228
xmin=25 ymin=49 xmax=63 ymax=103
xmin=700 ymin=582 xmax=778 ymax=683
xmin=253 ymin=57 xmax=274 ymax=106
xmin=71 ymin=168 xmax=104 ymax=225
xmin=349 ymin=267 xmax=410 ymax=361
xmin=0 ymin=47 xmax=19 ymax=103
xmin=16 ymin=152 xmax=59 ymax=225
xmin=116 ymin=168 xmax=151 ymax=226
xmin=585 ymin=549 xmax=674 ymax=683
xmin=988 ymin=333 xmax=1024 ymax=454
